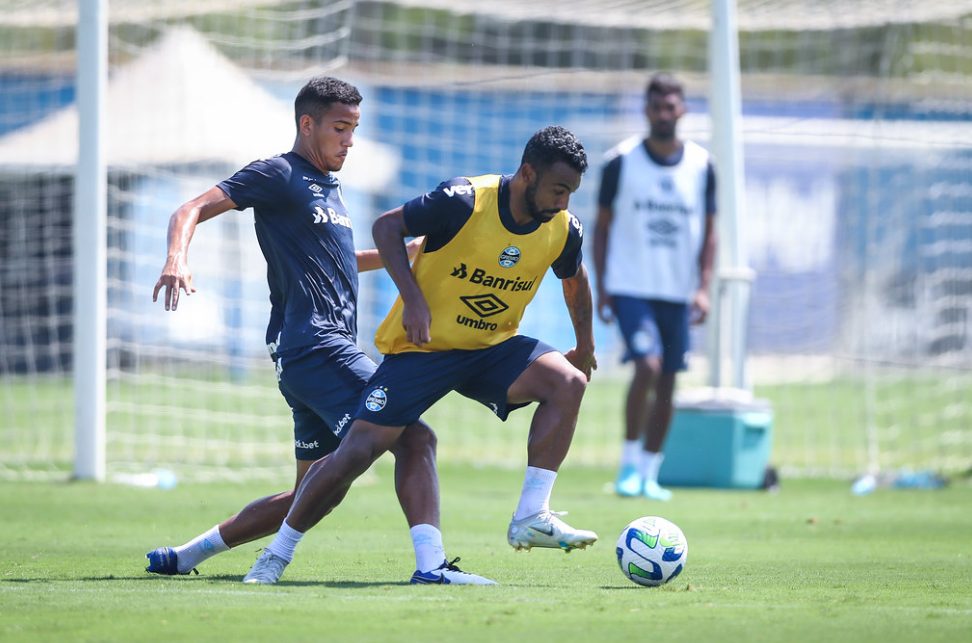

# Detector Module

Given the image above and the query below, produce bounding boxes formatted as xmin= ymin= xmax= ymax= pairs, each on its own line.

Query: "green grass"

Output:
xmin=4 ymin=372 xmax=971 ymax=478
xmin=2 ymin=464 xmax=971 ymax=642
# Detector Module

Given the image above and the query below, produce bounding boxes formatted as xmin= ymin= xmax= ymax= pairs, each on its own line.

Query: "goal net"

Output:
xmin=1 ymin=0 xmax=970 ymax=481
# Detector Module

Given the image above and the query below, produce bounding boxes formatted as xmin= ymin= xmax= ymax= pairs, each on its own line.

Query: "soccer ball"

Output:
xmin=616 ymin=516 xmax=687 ymax=587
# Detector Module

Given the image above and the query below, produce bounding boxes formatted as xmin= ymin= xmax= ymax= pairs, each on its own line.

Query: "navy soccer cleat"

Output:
xmin=145 ymin=547 xmax=197 ymax=576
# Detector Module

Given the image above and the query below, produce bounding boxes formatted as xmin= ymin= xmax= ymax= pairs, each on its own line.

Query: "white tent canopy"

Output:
xmin=0 ymin=26 xmax=399 ymax=189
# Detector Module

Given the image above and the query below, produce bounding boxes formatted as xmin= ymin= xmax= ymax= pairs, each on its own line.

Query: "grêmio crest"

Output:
xmin=498 ymin=246 xmax=521 ymax=268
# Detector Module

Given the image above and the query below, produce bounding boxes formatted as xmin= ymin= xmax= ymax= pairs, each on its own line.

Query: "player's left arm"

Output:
xmin=554 ymin=214 xmax=597 ymax=380
xmin=693 ymin=161 xmax=718 ymax=324
xmin=561 ymin=263 xmax=597 ymax=381
xmin=355 ymin=236 xmax=425 ymax=272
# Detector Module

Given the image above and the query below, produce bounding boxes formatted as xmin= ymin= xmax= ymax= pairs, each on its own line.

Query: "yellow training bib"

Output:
xmin=375 ymin=174 xmax=571 ymax=354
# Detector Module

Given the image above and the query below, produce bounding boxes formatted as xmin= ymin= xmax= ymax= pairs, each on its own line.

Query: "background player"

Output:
xmin=593 ymin=72 xmax=718 ymax=501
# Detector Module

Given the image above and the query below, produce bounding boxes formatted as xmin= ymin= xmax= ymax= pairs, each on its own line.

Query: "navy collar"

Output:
xmin=642 ymin=139 xmax=684 ymax=167
xmin=287 ymin=151 xmax=340 ymax=187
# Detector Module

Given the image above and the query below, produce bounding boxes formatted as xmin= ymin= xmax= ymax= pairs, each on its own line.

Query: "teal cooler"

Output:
xmin=658 ymin=394 xmax=773 ymax=489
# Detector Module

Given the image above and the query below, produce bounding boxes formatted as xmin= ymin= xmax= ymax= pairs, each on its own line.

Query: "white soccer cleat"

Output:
xmin=242 ymin=550 xmax=289 ymax=585
xmin=507 ymin=510 xmax=598 ymax=552
xmin=643 ymin=480 xmax=673 ymax=502
xmin=409 ymin=557 xmax=497 ymax=585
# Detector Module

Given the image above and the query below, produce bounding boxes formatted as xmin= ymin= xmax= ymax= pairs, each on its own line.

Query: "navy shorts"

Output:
xmin=355 ymin=335 xmax=556 ymax=427
xmin=611 ymin=295 xmax=689 ymax=373
xmin=276 ymin=340 xmax=377 ymax=461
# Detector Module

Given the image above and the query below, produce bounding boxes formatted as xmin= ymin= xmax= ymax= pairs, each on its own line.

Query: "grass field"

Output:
xmin=2 ymin=464 xmax=970 ymax=642
xmin=4 ymin=371 xmax=971 ymax=479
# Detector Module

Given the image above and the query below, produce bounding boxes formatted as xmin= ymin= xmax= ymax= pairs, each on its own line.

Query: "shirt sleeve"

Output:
xmin=551 ymin=213 xmax=585 ymax=279
xmin=402 ymin=177 xmax=476 ymax=252
xmin=705 ymin=160 xmax=717 ymax=216
xmin=597 ymin=155 xmax=623 ymax=209
xmin=217 ymin=157 xmax=288 ymax=211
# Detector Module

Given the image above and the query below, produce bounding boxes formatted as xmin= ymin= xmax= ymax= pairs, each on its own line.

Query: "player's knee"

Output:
xmin=554 ymin=365 xmax=587 ymax=404
xmin=393 ymin=420 xmax=437 ymax=459
xmin=633 ymin=357 xmax=661 ymax=381
xmin=337 ymin=429 xmax=389 ymax=477
xmin=568 ymin=367 xmax=588 ymax=396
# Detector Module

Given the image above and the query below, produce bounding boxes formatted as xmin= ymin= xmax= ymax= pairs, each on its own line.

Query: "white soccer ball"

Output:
xmin=615 ymin=516 xmax=688 ymax=587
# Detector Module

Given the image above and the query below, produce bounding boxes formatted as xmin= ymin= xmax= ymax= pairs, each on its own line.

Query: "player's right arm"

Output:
xmin=374 ymin=177 xmax=475 ymax=346
xmin=153 ymin=186 xmax=237 ymax=311
xmin=372 ymin=207 xmax=432 ymax=345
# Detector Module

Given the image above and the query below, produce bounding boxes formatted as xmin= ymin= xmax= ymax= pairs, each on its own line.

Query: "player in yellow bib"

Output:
xmin=245 ymin=126 xmax=600 ymax=584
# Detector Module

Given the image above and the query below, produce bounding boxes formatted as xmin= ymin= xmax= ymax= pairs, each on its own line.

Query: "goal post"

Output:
xmin=73 ymin=0 xmax=108 ymax=482
xmin=707 ymin=0 xmax=751 ymax=392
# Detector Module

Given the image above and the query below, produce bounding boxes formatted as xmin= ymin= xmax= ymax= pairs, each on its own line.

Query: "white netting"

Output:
xmin=1 ymin=0 xmax=970 ymax=481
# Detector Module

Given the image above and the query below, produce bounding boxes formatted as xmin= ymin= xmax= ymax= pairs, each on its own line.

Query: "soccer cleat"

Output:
xmin=507 ymin=510 xmax=598 ymax=552
xmin=614 ymin=465 xmax=643 ymax=497
xmin=242 ymin=550 xmax=289 ymax=585
xmin=409 ymin=557 xmax=497 ymax=585
xmin=145 ymin=547 xmax=197 ymax=576
xmin=643 ymin=480 xmax=673 ymax=501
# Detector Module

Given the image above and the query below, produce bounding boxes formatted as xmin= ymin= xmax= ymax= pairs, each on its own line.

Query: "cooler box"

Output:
xmin=658 ymin=389 xmax=773 ymax=489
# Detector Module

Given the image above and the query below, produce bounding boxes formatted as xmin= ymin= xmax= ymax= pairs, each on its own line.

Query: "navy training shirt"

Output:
xmin=218 ymin=151 xmax=359 ymax=360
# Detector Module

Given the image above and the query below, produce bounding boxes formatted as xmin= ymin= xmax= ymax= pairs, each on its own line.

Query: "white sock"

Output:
xmin=640 ymin=451 xmax=665 ymax=484
xmin=410 ymin=524 xmax=445 ymax=573
xmin=173 ymin=525 xmax=229 ymax=574
xmin=266 ymin=520 xmax=304 ymax=563
xmin=621 ymin=440 xmax=641 ymax=468
xmin=513 ymin=466 xmax=557 ymax=520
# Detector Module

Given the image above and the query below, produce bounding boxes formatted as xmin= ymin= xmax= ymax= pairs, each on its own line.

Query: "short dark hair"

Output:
xmin=521 ymin=126 xmax=588 ymax=175
xmin=294 ymin=76 xmax=362 ymax=128
xmin=646 ymin=72 xmax=684 ymax=100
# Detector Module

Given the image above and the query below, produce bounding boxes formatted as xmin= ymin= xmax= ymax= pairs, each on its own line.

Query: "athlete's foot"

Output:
xmin=507 ymin=510 xmax=598 ymax=552
xmin=242 ymin=550 xmax=289 ymax=585
xmin=410 ymin=557 xmax=497 ymax=585
xmin=145 ymin=547 xmax=197 ymax=576
xmin=614 ymin=465 xmax=643 ymax=497
xmin=643 ymin=480 xmax=673 ymax=501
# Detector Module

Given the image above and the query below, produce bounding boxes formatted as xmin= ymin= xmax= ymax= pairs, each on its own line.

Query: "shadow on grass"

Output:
xmin=2 ymin=575 xmax=415 ymax=588
xmin=1 ymin=576 xmax=165 ymax=583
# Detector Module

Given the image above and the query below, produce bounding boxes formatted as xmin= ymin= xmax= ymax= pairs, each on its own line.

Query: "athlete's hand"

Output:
xmin=596 ymin=293 xmax=614 ymax=324
xmin=402 ymin=297 xmax=432 ymax=346
xmin=691 ymin=288 xmax=710 ymax=325
xmin=405 ymin=236 xmax=426 ymax=261
xmin=152 ymin=256 xmax=196 ymax=311
xmin=565 ymin=346 xmax=597 ymax=381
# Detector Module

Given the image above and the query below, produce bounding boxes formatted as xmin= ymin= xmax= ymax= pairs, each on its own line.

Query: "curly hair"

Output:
xmin=294 ymin=76 xmax=363 ymax=128
xmin=521 ymin=125 xmax=588 ymax=175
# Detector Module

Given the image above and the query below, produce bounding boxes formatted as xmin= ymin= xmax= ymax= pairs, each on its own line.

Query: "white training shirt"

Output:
xmin=601 ymin=136 xmax=714 ymax=303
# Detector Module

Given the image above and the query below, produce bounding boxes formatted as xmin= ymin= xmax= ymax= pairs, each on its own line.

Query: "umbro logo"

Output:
xmin=308 ymin=183 xmax=323 ymax=193
xmin=460 ymin=294 xmax=509 ymax=318
xmin=648 ymin=219 xmax=679 ymax=235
